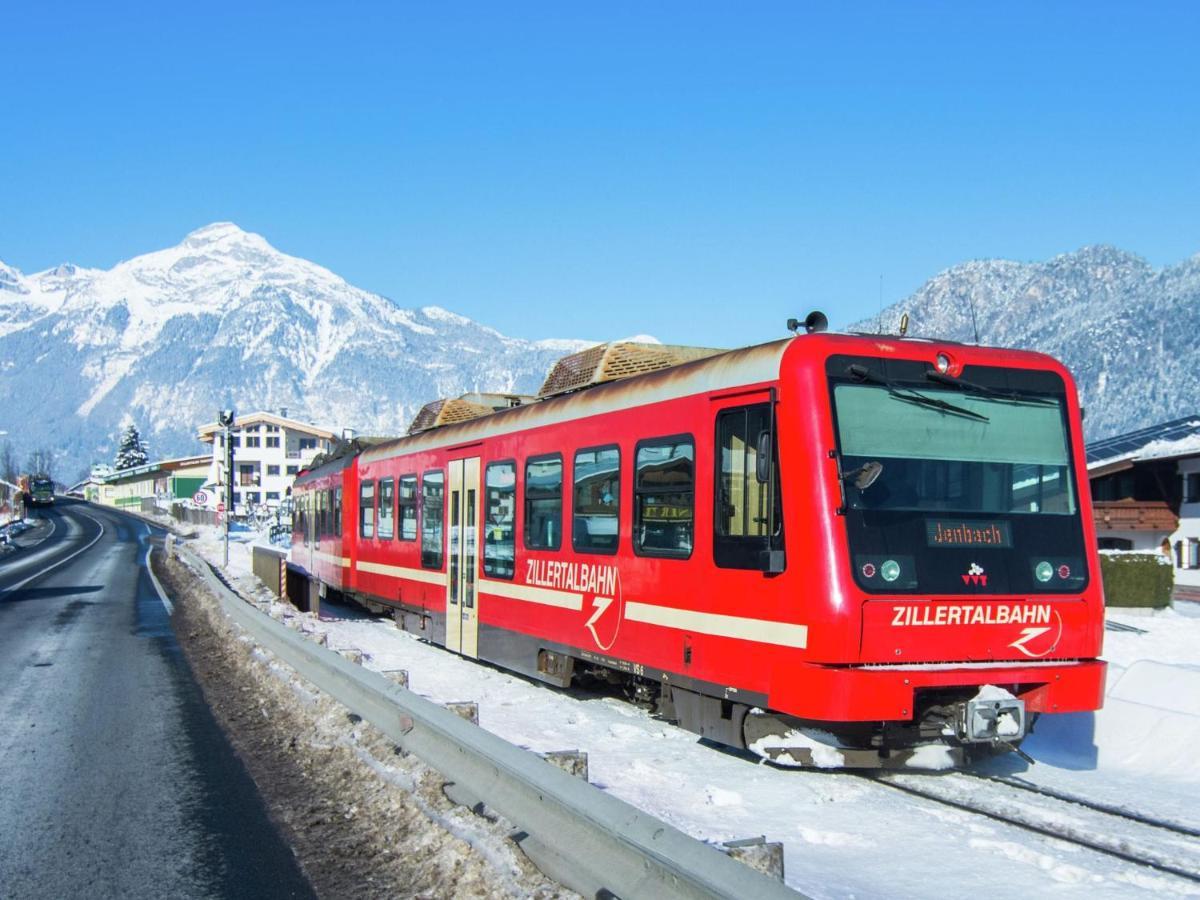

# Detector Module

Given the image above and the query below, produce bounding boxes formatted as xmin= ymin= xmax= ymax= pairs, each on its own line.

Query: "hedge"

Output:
xmin=1099 ymin=553 xmax=1174 ymax=609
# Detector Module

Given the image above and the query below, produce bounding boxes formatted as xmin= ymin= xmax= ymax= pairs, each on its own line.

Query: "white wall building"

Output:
xmin=1087 ymin=416 xmax=1200 ymax=602
xmin=197 ymin=410 xmax=336 ymax=513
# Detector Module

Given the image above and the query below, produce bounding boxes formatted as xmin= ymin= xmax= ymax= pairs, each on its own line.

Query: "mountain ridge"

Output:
xmin=1 ymin=225 xmax=1195 ymax=480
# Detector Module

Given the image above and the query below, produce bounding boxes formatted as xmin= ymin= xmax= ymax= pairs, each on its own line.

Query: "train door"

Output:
xmin=445 ymin=457 xmax=481 ymax=658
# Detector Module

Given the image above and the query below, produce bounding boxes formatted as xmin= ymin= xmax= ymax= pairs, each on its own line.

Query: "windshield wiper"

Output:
xmin=847 ymin=364 xmax=990 ymax=423
xmin=924 ymin=370 xmax=1057 ymax=406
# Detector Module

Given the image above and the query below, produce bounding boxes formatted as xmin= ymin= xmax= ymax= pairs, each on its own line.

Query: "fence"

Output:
xmin=139 ymin=497 xmax=220 ymax=528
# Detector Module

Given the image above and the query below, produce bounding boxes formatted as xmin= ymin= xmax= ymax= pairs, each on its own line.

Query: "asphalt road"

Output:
xmin=0 ymin=500 xmax=314 ymax=899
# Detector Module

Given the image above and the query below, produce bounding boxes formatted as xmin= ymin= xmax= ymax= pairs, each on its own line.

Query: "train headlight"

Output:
xmin=881 ymin=559 xmax=901 ymax=582
xmin=935 ymin=352 xmax=951 ymax=374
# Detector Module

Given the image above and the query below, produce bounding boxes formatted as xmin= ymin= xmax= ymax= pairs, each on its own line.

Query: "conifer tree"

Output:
xmin=114 ymin=423 xmax=149 ymax=470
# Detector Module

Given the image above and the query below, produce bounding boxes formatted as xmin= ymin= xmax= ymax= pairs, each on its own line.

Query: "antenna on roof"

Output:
xmin=877 ymin=274 xmax=883 ymax=334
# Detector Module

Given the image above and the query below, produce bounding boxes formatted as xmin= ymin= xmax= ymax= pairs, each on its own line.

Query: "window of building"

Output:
xmin=245 ymin=491 xmax=261 ymax=504
xmin=267 ymin=464 xmax=280 ymax=476
xmin=245 ymin=435 xmax=261 ymax=448
xmin=524 ymin=455 xmax=562 ymax=550
xmin=266 ymin=436 xmax=280 ymax=449
xmin=287 ymin=465 xmax=298 ymax=475
xmin=232 ymin=491 xmax=241 ymax=504
xmin=230 ymin=436 xmax=241 ymax=448
xmin=266 ymin=491 xmax=280 ymax=502
xmin=1190 ymin=538 xmax=1200 ymax=570
xmin=299 ymin=437 xmax=317 ymax=451
xmin=377 ymin=477 xmax=395 ymax=539
xmin=714 ymin=403 xmax=782 ymax=569
xmin=1186 ymin=473 xmax=1200 ymax=504
xmin=399 ymin=475 xmax=417 ymax=540
xmin=360 ymin=480 xmax=375 ymax=539
xmin=421 ymin=471 xmax=445 ymax=568
xmin=634 ymin=436 xmax=694 ymax=558
xmin=266 ymin=425 xmax=279 ymax=433
xmin=573 ymin=446 xmax=620 ymax=554
xmin=484 ymin=461 xmax=516 ymax=578
xmin=247 ymin=425 xmax=261 ymax=433
xmin=239 ymin=464 xmax=257 ymax=486
xmin=1098 ymin=537 xmax=1134 ymax=551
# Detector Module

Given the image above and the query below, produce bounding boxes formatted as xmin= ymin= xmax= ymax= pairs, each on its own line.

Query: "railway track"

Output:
xmin=870 ymin=770 xmax=1200 ymax=885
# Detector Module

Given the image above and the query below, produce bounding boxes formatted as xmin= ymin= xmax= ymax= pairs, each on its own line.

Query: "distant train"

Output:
xmin=291 ymin=320 xmax=1106 ymax=768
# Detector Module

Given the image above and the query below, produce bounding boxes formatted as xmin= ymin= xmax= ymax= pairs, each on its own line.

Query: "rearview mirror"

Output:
xmin=756 ymin=431 xmax=771 ymax=484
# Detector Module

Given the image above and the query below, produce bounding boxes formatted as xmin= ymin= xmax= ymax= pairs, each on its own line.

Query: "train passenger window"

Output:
xmin=398 ymin=475 xmax=417 ymax=540
xmin=484 ymin=461 xmax=516 ymax=578
xmin=421 ymin=470 xmax=445 ymax=568
xmin=524 ymin=454 xmax=562 ymax=551
xmin=634 ymin=436 xmax=694 ymax=559
xmin=377 ymin=477 xmax=395 ymax=540
xmin=360 ymin=480 xmax=375 ymax=539
xmin=333 ymin=487 xmax=342 ymax=536
xmin=714 ymin=404 xmax=783 ymax=569
xmin=573 ymin=446 xmax=620 ymax=554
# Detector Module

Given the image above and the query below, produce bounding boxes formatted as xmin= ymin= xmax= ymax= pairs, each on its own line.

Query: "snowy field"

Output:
xmin=179 ymin=520 xmax=1200 ymax=899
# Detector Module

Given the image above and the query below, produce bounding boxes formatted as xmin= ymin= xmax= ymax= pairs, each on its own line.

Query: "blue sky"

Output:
xmin=2 ymin=2 xmax=1197 ymax=347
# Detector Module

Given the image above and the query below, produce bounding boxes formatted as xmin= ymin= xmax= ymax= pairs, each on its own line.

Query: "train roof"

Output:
xmin=361 ymin=337 xmax=793 ymax=465
xmin=351 ymin=330 xmax=1068 ymax=467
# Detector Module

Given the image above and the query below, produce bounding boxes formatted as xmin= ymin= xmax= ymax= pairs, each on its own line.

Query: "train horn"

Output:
xmin=787 ymin=310 xmax=828 ymax=335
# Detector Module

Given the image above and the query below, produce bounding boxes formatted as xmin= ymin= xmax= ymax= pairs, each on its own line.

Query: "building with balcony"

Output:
xmin=1087 ymin=416 xmax=1200 ymax=602
xmin=197 ymin=410 xmax=336 ymax=513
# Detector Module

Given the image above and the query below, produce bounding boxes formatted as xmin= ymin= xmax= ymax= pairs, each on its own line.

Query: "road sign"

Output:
xmin=193 ymin=490 xmax=209 ymax=506
xmin=217 ymin=502 xmax=226 ymax=515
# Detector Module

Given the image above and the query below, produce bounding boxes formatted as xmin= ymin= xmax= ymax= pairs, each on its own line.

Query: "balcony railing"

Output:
xmin=1092 ymin=500 xmax=1178 ymax=532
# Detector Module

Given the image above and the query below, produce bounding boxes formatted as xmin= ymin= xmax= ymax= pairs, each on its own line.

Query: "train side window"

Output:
xmin=333 ymin=487 xmax=342 ymax=536
xmin=421 ymin=470 xmax=445 ymax=569
xmin=483 ymin=461 xmax=516 ymax=578
xmin=398 ymin=475 xmax=417 ymax=540
xmin=634 ymin=436 xmax=694 ymax=559
xmin=360 ymin=479 xmax=375 ymax=539
xmin=714 ymin=404 xmax=783 ymax=569
xmin=319 ymin=490 xmax=328 ymax=538
xmin=573 ymin=446 xmax=620 ymax=554
xmin=377 ymin=477 xmax=395 ymax=540
xmin=524 ymin=454 xmax=562 ymax=551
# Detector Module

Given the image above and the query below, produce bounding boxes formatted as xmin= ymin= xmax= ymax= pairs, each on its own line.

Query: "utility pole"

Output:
xmin=219 ymin=409 xmax=236 ymax=568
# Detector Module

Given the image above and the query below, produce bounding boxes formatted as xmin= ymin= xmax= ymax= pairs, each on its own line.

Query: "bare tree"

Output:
xmin=25 ymin=448 xmax=55 ymax=482
xmin=0 ymin=441 xmax=17 ymax=484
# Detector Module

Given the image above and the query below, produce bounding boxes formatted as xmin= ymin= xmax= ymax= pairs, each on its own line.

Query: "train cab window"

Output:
xmin=377 ymin=477 xmax=395 ymax=539
xmin=525 ymin=454 xmax=563 ymax=550
xmin=421 ymin=470 xmax=445 ymax=568
xmin=360 ymin=480 xmax=375 ymax=539
xmin=573 ymin=446 xmax=620 ymax=554
xmin=715 ymin=404 xmax=783 ymax=569
xmin=484 ymin=461 xmax=516 ymax=578
xmin=634 ymin=437 xmax=694 ymax=559
xmin=398 ymin=475 xmax=417 ymax=540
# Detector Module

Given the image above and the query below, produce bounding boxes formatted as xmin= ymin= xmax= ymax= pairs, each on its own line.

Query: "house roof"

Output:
xmin=196 ymin=411 xmax=336 ymax=442
xmin=1086 ymin=415 xmax=1200 ymax=470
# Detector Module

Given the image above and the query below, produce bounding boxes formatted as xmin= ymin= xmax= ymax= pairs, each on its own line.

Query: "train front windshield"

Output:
xmin=828 ymin=357 xmax=1088 ymax=595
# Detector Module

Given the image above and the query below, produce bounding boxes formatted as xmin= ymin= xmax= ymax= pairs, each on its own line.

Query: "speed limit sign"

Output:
xmin=193 ymin=490 xmax=209 ymax=506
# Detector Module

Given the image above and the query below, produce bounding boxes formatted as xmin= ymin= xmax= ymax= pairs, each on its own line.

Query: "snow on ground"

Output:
xmin=179 ymin=520 xmax=1200 ymax=899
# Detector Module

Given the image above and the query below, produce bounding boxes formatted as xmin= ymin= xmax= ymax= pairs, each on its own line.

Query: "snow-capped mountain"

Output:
xmin=847 ymin=245 xmax=1200 ymax=443
xmin=0 ymin=223 xmax=589 ymax=479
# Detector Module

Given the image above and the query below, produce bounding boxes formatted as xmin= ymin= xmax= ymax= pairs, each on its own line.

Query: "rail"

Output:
xmin=171 ymin=544 xmax=802 ymax=900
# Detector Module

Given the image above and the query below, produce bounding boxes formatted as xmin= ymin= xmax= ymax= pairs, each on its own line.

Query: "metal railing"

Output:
xmin=174 ymin=544 xmax=802 ymax=900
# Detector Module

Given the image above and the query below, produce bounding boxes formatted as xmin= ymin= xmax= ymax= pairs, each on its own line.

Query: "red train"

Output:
xmin=291 ymin=321 xmax=1106 ymax=768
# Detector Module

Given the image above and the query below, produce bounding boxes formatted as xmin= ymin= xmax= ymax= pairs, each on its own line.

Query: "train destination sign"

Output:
xmin=925 ymin=518 xmax=1012 ymax=548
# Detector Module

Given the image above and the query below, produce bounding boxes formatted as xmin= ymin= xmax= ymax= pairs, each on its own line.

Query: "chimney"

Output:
xmin=279 ymin=407 xmax=288 ymax=419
